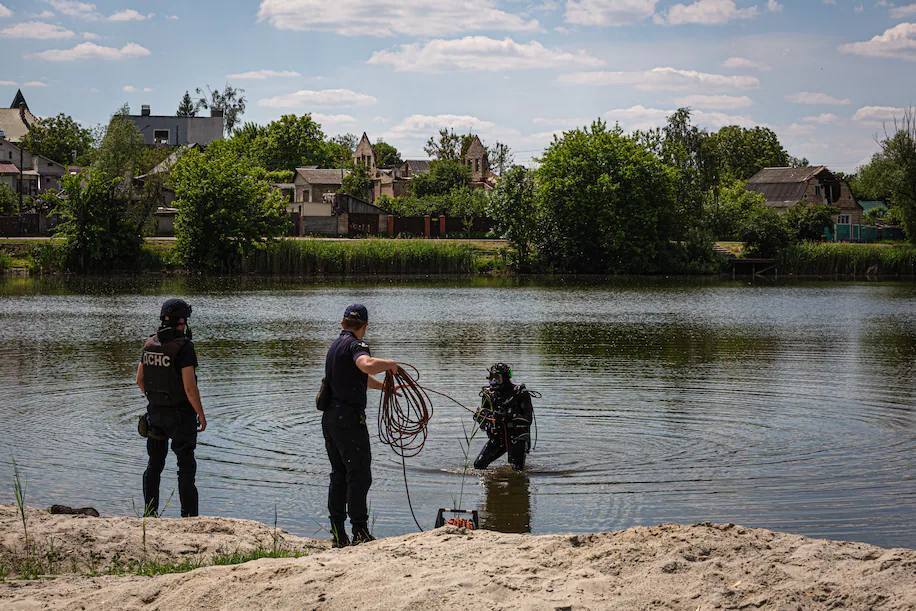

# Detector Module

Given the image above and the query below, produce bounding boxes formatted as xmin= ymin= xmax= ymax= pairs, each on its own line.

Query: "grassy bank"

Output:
xmin=241 ymin=239 xmax=487 ymax=275
xmin=777 ymin=242 xmax=916 ymax=277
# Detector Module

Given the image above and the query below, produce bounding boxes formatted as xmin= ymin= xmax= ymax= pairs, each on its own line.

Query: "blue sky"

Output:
xmin=1 ymin=0 xmax=915 ymax=170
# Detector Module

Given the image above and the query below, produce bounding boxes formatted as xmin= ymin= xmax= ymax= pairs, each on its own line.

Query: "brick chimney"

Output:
xmin=210 ymin=108 xmax=224 ymax=118
xmin=141 ymin=105 xmax=151 ymax=116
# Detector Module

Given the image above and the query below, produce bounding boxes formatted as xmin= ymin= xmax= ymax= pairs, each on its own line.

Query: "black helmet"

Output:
xmin=488 ymin=362 xmax=512 ymax=387
xmin=160 ymin=298 xmax=192 ymax=326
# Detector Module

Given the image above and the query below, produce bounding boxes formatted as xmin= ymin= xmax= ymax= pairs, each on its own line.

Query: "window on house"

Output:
xmin=838 ymin=214 xmax=850 ymax=224
xmin=475 ymin=159 xmax=480 ymax=172
xmin=153 ymin=129 xmax=169 ymax=145
xmin=814 ymin=185 xmax=822 ymax=197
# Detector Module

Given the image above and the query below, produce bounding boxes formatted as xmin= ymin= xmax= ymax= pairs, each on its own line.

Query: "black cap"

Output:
xmin=160 ymin=298 xmax=192 ymax=324
xmin=343 ymin=303 xmax=368 ymax=323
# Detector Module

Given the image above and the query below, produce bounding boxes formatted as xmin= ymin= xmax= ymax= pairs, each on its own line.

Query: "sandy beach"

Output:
xmin=1 ymin=505 xmax=914 ymax=610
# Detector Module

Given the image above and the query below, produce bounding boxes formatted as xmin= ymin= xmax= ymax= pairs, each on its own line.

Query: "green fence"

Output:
xmin=823 ymin=224 xmax=903 ymax=243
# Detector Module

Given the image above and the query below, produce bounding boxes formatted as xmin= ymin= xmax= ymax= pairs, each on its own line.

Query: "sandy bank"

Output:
xmin=1 ymin=505 xmax=914 ymax=610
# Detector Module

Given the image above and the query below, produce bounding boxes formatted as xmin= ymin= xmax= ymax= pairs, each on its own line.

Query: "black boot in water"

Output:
xmin=351 ymin=524 xmax=375 ymax=545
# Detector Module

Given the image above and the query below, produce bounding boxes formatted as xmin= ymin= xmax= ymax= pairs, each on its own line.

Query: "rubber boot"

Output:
xmin=351 ymin=523 xmax=375 ymax=545
xmin=331 ymin=521 xmax=350 ymax=548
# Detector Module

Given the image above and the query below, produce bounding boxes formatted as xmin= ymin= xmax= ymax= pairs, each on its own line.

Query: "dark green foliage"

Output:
xmin=740 ymin=203 xmax=793 ymax=258
xmin=488 ymin=142 xmax=513 ymax=176
xmin=20 ymin=114 xmax=94 ymax=165
xmin=710 ymin=125 xmax=791 ymax=181
xmin=93 ymin=105 xmax=145 ymax=182
xmin=705 ymin=180 xmax=765 ymax=240
xmin=849 ymin=154 xmax=895 ymax=201
xmin=176 ymin=91 xmax=196 ymax=117
xmin=488 ymin=165 xmax=536 ymax=269
xmin=171 ymin=147 xmax=290 ymax=272
xmin=534 ymin=121 xmax=680 ymax=273
xmin=262 ymin=114 xmax=334 ymax=172
xmin=50 ymin=171 xmax=142 ymax=273
xmin=785 ymin=202 xmax=838 ymax=241
xmin=373 ymin=140 xmax=402 ymax=167
xmin=778 ymin=242 xmax=916 ymax=276
xmin=341 ymin=163 xmax=372 ymax=201
xmin=0 ymin=183 xmax=17 ymax=215
xmin=877 ymin=110 xmax=916 ymax=243
xmin=424 ymin=128 xmax=463 ymax=160
xmin=411 ymin=160 xmax=471 ymax=197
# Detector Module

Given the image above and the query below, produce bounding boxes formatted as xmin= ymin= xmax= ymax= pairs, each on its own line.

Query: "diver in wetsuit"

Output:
xmin=473 ymin=363 xmax=534 ymax=471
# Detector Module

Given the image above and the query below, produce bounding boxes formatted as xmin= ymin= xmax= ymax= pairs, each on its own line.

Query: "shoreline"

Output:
xmin=1 ymin=505 xmax=914 ymax=609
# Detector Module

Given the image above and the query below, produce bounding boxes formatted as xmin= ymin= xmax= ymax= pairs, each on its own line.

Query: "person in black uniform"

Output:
xmin=136 ymin=299 xmax=207 ymax=518
xmin=321 ymin=304 xmax=399 ymax=547
xmin=473 ymin=363 xmax=534 ymax=471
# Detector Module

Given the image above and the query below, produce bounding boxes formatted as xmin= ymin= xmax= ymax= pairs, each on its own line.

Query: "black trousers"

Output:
xmin=143 ymin=405 xmax=198 ymax=517
xmin=474 ymin=435 xmax=527 ymax=471
xmin=322 ymin=406 xmax=372 ymax=527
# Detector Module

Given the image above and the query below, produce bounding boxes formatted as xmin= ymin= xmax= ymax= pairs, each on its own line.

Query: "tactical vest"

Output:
xmin=141 ymin=333 xmax=190 ymax=407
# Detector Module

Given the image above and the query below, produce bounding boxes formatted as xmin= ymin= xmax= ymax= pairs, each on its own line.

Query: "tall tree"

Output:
xmin=261 ymin=114 xmax=332 ymax=172
xmin=711 ymin=125 xmax=791 ymax=181
xmin=488 ymin=165 xmax=536 ymax=268
xmin=94 ymin=104 xmax=145 ymax=183
xmin=195 ymin=83 xmax=246 ymax=133
xmin=20 ymin=114 xmax=94 ymax=164
xmin=171 ymin=147 xmax=289 ymax=271
xmin=879 ymin=108 xmax=916 ymax=243
xmin=488 ymin=142 xmax=514 ymax=176
xmin=373 ymin=140 xmax=402 ymax=167
xmin=535 ymin=120 xmax=680 ymax=273
xmin=341 ymin=163 xmax=372 ymax=201
xmin=411 ymin=160 xmax=471 ymax=197
xmin=424 ymin=128 xmax=462 ymax=160
xmin=176 ymin=91 xmax=197 ymax=117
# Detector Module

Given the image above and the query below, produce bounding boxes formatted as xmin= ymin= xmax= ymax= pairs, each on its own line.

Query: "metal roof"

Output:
xmin=295 ymin=167 xmax=347 ymax=184
xmin=747 ymin=166 xmax=828 ymax=184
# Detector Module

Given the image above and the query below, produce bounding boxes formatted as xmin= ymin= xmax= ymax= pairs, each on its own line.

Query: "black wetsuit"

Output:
xmin=474 ymin=384 xmax=533 ymax=471
xmin=322 ymin=330 xmax=372 ymax=531
xmin=140 ymin=327 xmax=199 ymax=517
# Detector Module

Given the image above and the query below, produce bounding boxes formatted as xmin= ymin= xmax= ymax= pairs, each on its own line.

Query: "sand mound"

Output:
xmin=0 ymin=505 xmax=324 ymax=574
xmin=1 ymin=507 xmax=914 ymax=610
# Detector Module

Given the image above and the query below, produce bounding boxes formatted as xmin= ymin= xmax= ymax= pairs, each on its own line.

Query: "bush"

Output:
xmin=740 ymin=203 xmax=793 ymax=258
xmin=785 ymin=201 xmax=837 ymax=241
xmin=706 ymin=180 xmax=765 ymax=240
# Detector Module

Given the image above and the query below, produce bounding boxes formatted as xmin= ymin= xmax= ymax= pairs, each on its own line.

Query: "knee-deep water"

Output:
xmin=0 ymin=276 xmax=913 ymax=547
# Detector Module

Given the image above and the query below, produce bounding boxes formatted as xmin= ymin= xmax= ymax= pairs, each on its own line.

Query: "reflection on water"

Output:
xmin=0 ymin=276 xmax=914 ymax=548
xmin=481 ymin=469 xmax=531 ymax=534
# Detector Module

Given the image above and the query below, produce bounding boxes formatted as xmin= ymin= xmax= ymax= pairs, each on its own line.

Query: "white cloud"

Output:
xmin=661 ymin=0 xmax=758 ymax=25
xmin=122 ymin=84 xmax=137 ymax=92
xmin=22 ymin=80 xmax=48 ymax=87
xmin=560 ymin=66 xmax=759 ymax=90
xmin=108 ymin=9 xmax=153 ymax=22
xmin=890 ymin=4 xmax=916 ymax=19
xmin=602 ymin=104 xmax=755 ymax=130
xmin=564 ymin=0 xmax=658 ymax=26
xmin=802 ymin=113 xmax=839 ymax=124
xmin=853 ymin=105 xmax=907 ymax=123
xmin=82 ymin=31 xmax=99 ymax=39
xmin=257 ymin=0 xmax=539 ymax=36
xmin=257 ymin=88 xmax=378 ymax=109
xmin=785 ymin=91 xmax=851 ymax=105
xmin=0 ymin=80 xmax=15 ymax=86
xmin=0 ymin=21 xmax=74 ymax=38
xmin=166 ymin=14 xmax=179 ymax=20
xmin=0 ymin=3 xmax=11 ymax=18
xmin=673 ymin=94 xmax=753 ymax=109
xmin=367 ymin=36 xmax=603 ymax=72
xmin=767 ymin=0 xmax=782 ymax=12
xmin=143 ymin=86 xmax=152 ymax=92
xmin=840 ymin=23 xmax=916 ymax=61
xmin=48 ymin=0 xmax=98 ymax=20
xmin=382 ymin=114 xmax=521 ymax=150
xmin=312 ymin=113 xmax=357 ymax=125
xmin=35 ymin=10 xmax=55 ymax=18
xmin=27 ymin=41 xmax=150 ymax=61
xmin=227 ymin=69 xmax=302 ymax=80
xmin=722 ymin=56 xmax=769 ymax=70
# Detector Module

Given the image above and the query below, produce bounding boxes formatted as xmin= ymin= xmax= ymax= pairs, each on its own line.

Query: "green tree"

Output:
xmin=50 ymin=170 xmax=141 ymax=273
xmin=424 ymin=128 xmax=462 ymax=160
xmin=711 ymin=125 xmax=791 ymax=181
xmin=706 ymin=180 xmax=765 ymax=240
xmin=171 ymin=147 xmax=290 ymax=271
xmin=849 ymin=154 xmax=895 ymax=202
xmin=177 ymin=91 xmax=197 ymax=117
xmin=876 ymin=109 xmax=916 ymax=243
xmin=195 ymin=83 xmax=246 ymax=134
xmin=20 ymin=114 xmax=94 ymax=164
xmin=341 ymin=163 xmax=372 ymax=201
xmin=411 ymin=160 xmax=471 ymax=197
xmin=740 ymin=203 xmax=793 ymax=258
xmin=373 ymin=140 xmax=402 ymax=167
xmin=785 ymin=202 xmax=838 ymax=241
xmin=0 ymin=183 xmax=17 ymax=215
xmin=94 ymin=105 xmax=145 ymax=183
xmin=442 ymin=186 xmax=488 ymax=234
xmin=488 ymin=165 xmax=537 ymax=268
xmin=261 ymin=114 xmax=333 ymax=172
xmin=535 ymin=120 xmax=679 ymax=273
xmin=488 ymin=142 xmax=514 ymax=176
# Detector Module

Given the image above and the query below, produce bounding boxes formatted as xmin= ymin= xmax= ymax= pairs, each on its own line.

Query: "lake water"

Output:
xmin=0 ymin=276 xmax=913 ymax=548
